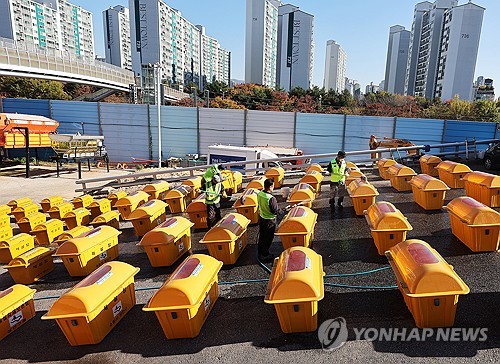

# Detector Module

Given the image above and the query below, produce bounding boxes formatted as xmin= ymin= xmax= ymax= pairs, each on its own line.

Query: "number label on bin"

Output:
xmin=9 ymin=311 xmax=23 ymax=327
xmin=99 ymin=252 xmax=108 ymax=261
xmin=112 ymin=301 xmax=123 ymax=318
xmin=203 ymin=294 xmax=210 ymax=312
xmin=238 ymin=240 xmax=243 ymax=250
xmin=178 ymin=243 xmax=184 ymax=252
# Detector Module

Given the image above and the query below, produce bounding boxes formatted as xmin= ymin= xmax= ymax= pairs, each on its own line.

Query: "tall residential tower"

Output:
xmin=383 ymin=25 xmax=410 ymax=95
xmin=323 ymin=40 xmax=346 ymax=93
xmin=103 ymin=5 xmax=132 ymax=69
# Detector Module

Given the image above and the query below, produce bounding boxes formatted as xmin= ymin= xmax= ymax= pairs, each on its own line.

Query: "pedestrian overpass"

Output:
xmin=0 ymin=37 xmax=134 ymax=92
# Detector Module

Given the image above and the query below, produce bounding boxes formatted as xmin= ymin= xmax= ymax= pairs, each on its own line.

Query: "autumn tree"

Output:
xmin=0 ymin=76 xmax=70 ymax=100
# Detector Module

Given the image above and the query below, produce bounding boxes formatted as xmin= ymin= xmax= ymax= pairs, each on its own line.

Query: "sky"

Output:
xmin=73 ymin=0 xmax=500 ymax=90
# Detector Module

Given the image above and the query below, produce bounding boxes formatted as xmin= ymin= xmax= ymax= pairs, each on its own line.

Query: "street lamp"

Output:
xmin=153 ymin=63 xmax=162 ymax=168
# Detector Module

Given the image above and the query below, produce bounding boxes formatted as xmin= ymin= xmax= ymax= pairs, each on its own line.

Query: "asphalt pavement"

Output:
xmin=0 ymin=160 xmax=499 ymax=363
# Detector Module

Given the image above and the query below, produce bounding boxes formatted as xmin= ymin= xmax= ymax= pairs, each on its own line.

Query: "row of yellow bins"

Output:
xmin=386 ymin=239 xmax=469 ymax=328
xmin=364 ymin=201 xmax=413 ymax=255
xmin=144 ymin=180 xmax=170 ymax=200
xmin=420 ymin=155 xmax=442 ymax=177
xmin=127 ymin=200 xmax=168 ymax=236
xmin=200 ymin=213 xmax=250 ymax=265
xmin=445 ymin=196 xmax=500 ymax=252
xmin=300 ymin=170 xmax=323 ymax=195
xmin=436 ymin=161 xmax=472 ymax=189
xmin=377 ymin=158 xmax=397 ymax=180
xmin=138 ymin=217 xmax=194 ymax=267
xmin=409 ymin=174 xmax=450 ymax=210
xmin=165 ymin=185 xmax=192 ymax=213
xmin=287 ymin=183 xmax=316 ymax=208
xmin=182 ymin=177 xmax=202 ymax=199
xmin=347 ymin=179 xmax=379 ymax=215
xmin=462 ymin=171 xmax=500 ymax=207
xmin=388 ymin=164 xmax=416 ymax=192
xmin=275 ymin=206 xmax=317 ymax=249
xmin=115 ymin=191 xmax=149 ymax=219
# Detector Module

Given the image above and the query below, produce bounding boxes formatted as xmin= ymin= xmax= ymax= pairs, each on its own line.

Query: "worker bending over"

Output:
xmin=205 ymin=174 xmax=226 ymax=228
xmin=327 ymin=150 xmax=350 ymax=208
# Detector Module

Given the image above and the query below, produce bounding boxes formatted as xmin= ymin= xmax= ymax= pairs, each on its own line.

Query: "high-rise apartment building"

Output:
xmin=0 ymin=0 xmax=94 ymax=58
xmin=383 ymin=25 xmax=410 ymax=95
xmin=197 ymin=25 xmax=231 ymax=87
xmin=130 ymin=0 xmax=229 ymax=88
xmin=323 ymin=40 xmax=346 ymax=93
xmin=276 ymin=4 xmax=314 ymax=91
xmin=245 ymin=0 xmax=281 ymax=86
xmin=103 ymin=5 xmax=132 ymax=70
xmin=404 ymin=0 xmax=484 ymax=100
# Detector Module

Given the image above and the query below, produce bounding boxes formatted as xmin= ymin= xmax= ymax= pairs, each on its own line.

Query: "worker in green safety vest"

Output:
xmin=203 ymin=164 xmax=224 ymax=185
xmin=326 ymin=150 xmax=350 ymax=208
xmin=256 ymin=178 xmax=282 ymax=263
xmin=205 ymin=174 xmax=226 ymax=228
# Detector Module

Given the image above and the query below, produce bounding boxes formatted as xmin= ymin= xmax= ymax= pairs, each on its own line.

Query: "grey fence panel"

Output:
xmin=295 ymin=113 xmax=344 ymax=159
xmin=246 ymin=110 xmax=294 ymax=147
xmin=199 ymin=108 xmax=245 ymax=154
xmin=150 ymin=106 xmax=198 ymax=159
xmin=99 ymin=103 xmax=149 ymax=162
xmin=50 ymin=100 xmax=99 ymax=135
xmin=395 ymin=118 xmax=444 ymax=155
xmin=345 ymin=115 xmax=394 ymax=161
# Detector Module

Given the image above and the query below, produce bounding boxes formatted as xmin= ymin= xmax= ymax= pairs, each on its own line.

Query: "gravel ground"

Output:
xmin=0 ymin=160 xmax=499 ymax=363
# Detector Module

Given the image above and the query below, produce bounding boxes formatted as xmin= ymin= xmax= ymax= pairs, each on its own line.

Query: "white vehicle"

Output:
xmin=207 ymin=145 xmax=283 ymax=175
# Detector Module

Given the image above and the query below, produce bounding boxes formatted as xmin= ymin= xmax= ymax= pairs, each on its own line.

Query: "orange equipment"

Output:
xmin=0 ymin=113 xmax=59 ymax=149
xmin=369 ymin=135 xmax=417 ymax=158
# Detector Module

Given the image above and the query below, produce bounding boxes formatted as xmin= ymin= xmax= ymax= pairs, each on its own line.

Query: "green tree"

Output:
xmin=0 ymin=76 xmax=70 ymax=100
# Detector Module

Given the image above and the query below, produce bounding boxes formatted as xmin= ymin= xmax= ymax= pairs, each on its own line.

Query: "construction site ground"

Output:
xmin=0 ymin=159 xmax=499 ymax=363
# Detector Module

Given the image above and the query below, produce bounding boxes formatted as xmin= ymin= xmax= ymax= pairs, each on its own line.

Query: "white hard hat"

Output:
xmin=212 ymin=175 xmax=221 ymax=183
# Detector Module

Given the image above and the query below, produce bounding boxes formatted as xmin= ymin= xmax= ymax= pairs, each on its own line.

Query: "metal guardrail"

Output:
xmin=0 ymin=37 xmax=134 ymax=91
xmin=75 ymin=138 xmax=497 ymax=193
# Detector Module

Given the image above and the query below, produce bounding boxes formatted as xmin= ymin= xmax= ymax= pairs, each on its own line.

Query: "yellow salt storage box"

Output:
xmin=91 ymin=210 xmax=120 ymax=229
xmin=143 ymin=254 xmax=222 ymax=339
xmin=5 ymin=247 xmax=54 ymax=284
xmin=377 ymin=158 xmax=397 ymax=180
xmin=0 ymin=213 xmax=10 ymax=230
xmin=200 ymin=213 xmax=250 ymax=265
xmin=264 ymin=247 xmax=324 ymax=333
xmin=435 ymin=161 xmax=472 ymax=189
xmin=182 ymin=176 xmax=202 ymax=198
xmin=127 ymin=199 xmax=168 ymax=236
xmin=409 ymin=174 xmax=450 ymax=210
xmin=265 ymin=166 xmax=285 ymax=188
xmin=221 ymin=170 xmax=243 ymax=195
xmin=72 ymin=194 xmax=93 ymax=209
xmin=306 ymin=163 xmax=323 ymax=174
xmin=232 ymin=188 xmax=259 ymax=224
xmin=0 ymin=226 xmax=13 ymax=241
xmin=345 ymin=169 xmax=366 ymax=187
xmin=88 ymin=199 xmax=111 ymax=220
xmin=7 ymin=197 xmax=32 ymax=213
xmin=388 ymin=164 xmax=417 ymax=192
xmin=287 ymin=183 xmax=315 ymax=208
xmin=54 ymin=226 xmax=92 ymax=246
xmin=17 ymin=212 xmax=47 ymax=233
xmin=31 ymin=219 xmax=64 ymax=245
xmin=364 ymin=201 xmax=413 ymax=255
xmin=114 ymin=191 xmax=149 ymax=219
xmin=62 ymin=208 xmax=91 ymax=230
xmin=462 ymin=171 xmax=500 ymax=207
xmin=138 ymin=217 xmax=194 ymax=267
xmin=275 ymin=206 xmax=317 ymax=249
xmin=54 ymin=226 xmax=121 ymax=276
xmin=0 ymin=284 xmax=36 ymax=341
xmin=347 ymin=180 xmax=379 ymax=216
xmin=164 ymin=185 xmax=193 ymax=214
xmin=346 ymin=161 xmax=360 ymax=171
xmin=386 ymin=239 xmax=469 ymax=328
xmin=143 ymin=180 xmax=170 ymax=201
xmin=0 ymin=234 xmax=35 ymax=264
xmin=419 ymin=155 xmax=442 ymax=177
xmin=185 ymin=194 xmax=207 ymax=229
xmin=299 ymin=170 xmax=323 ymax=195
xmin=107 ymin=191 xmax=127 ymax=207
xmin=40 ymin=196 xmax=64 ymax=213
xmin=42 ymin=261 xmax=140 ymax=346
xmin=48 ymin=202 xmax=73 ymax=220
xmin=445 ymin=196 xmax=500 ymax=252
xmin=246 ymin=175 xmax=267 ymax=191
xmin=12 ymin=203 xmax=39 ymax=222
xmin=0 ymin=204 xmax=11 ymax=216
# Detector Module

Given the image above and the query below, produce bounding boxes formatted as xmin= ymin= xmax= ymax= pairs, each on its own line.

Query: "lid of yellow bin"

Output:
xmin=420 ymin=155 xmax=442 ymax=164
xmin=446 ymin=196 xmax=500 ymax=225
xmin=42 ymin=261 xmax=139 ymax=320
xmin=388 ymin=164 xmax=417 ymax=177
xmin=115 ymin=191 xmax=149 ymax=207
xmin=386 ymin=239 xmax=469 ymax=297
xmin=265 ymin=166 xmax=285 ymax=179
xmin=138 ymin=217 xmax=194 ymax=246
xmin=276 ymin=206 xmax=317 ymax=235
xmin=127 ymin=200 xmax=167 ymax=220
xmin=436 ymin=161 xmax=472 ymax=173
xmin=182 ymin=176 xmax=202 ymax=189
xmin=377 ymin=159 xmax=397 ymax=168
xmin=409 ymin=174 xmax=450 ymax=191
xmin=1 ymin=233 xmax=34 ymax=247
xmin=144 ymin=254 xmax=222 ymax=311
xmin=462 ymin=171 xmax=500 ymax=188
xmin=165 ymin=185 xmax=192 ymax=200
xmin=201 ymin=213 xmax=250 ymax=244
xmin=7 ymin=247 xmax=52 ymax=268
xmin=347 ymin=179 xmax=379 ymax=197
xmin=0 ymin=284 xmax=36 ymax=319
xmin=186 ymin=194 xmax=207 ymax=213
xmin=55 ymin=226 xmax=121 ymax=256
xmin=32 ymin=219 xmax=64 ymax=232
xmin=144 ymin=180 xmax=170 ymax=194
xmin=265 ymin=247 xmax=324 ymax=304
xmin=233 ymin=188 xmax=259 ymax=208
xmin=364 ymin=201 xmax=412 ymax=231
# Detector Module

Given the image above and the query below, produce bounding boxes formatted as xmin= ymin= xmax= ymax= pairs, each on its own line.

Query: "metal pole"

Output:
xmin=206 ymin=90 xmax=210 ymax=108
xmin=156 ymin=64 xmax=162 ymax=168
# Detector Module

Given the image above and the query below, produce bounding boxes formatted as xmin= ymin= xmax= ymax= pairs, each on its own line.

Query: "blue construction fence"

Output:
xmin=1 ymin=97 xmax=498 ymax=163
